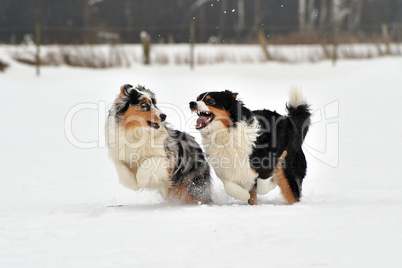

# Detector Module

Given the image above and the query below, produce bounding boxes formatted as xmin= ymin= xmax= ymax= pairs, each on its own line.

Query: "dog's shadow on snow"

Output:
xmin=106 ymin=198 xmax=288 ymax=211
xmin=104 ymin=188 xmax=289 ymax=212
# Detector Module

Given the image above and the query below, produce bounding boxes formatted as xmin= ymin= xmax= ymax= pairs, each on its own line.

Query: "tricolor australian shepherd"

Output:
xmin=190 ymin=89 xmax=311 ymax=205
xmin=107 ymin=84 xmax=212 ymax=204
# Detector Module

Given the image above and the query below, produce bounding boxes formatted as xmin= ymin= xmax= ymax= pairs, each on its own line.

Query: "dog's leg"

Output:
xmin=256 ymin=177 xmax=277 ymax=195
xmin=273 ymin=150 xmax=297 ymax=205
xmin=223 ymin=180 xmax=250 ymax=201
xmin=136 ymin=157 xmax=171 ymax=189
xmin=248 ymin=186 xmax=257 ymax=205
xmin=114 ymin=161 xmax=140 ymax=191
xmin=169 ymin=185 xmax=202 ymax=204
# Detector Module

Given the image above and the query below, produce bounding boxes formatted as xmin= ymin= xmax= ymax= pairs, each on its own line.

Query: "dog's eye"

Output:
xmin=206 ymin=99 xmax=215 ymax=105
xmin=141 ymin=102 xmax=150 ymax=110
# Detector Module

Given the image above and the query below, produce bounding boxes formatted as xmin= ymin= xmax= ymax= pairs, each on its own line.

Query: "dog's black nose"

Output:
xmin=189 ymin=101 xmax=197 ymax=110
xmin=160 ymin=113 xmax=167 ymax=122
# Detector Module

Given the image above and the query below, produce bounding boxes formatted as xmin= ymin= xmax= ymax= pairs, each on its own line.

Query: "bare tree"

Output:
xmin=331 ymin=0 xmax=351 ymax=34
xmin=331 ymin=0 xmax=350 ymax=64
xmin=299 ymin=0 xmax=307 ymax=33
xmin=198 ymin=3 xmax=207 ymax=42
xmin=236 ymin=0 xmax=245 ymax=41
xmin=218 ymin=0 xmax=228 ymax=41
xmin=306 ymin=0 xmax=318 ymax=34
xmin=186 ymin=0 xmax=213 ymax=43
xmin=251 ymin=0 xmax=262 ymax=40
xmin=331 ymin=0 xmax=350 ymax=26
xmin=300 ymin=0 xmax=318 ymax=34
xmin=124 ymin=0 xmax=133 ymax=32
xmin=82 ymin=0 xmax=91 ymax=43
xmin=318 ymin=0 xmax=329 ymax=33
xmin=346 ymin=0 xmax=363 ymax=33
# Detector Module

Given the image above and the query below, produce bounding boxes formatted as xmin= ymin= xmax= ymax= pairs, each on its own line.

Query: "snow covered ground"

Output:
xmin=1 ymin=50 xmax=402 ymax=267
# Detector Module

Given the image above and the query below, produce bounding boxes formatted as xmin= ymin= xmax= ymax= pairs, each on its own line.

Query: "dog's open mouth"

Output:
xmin=147 ymin=121 xmax=160 ymax=129
xmin=195 ymin=111 xmax=214 ymax=129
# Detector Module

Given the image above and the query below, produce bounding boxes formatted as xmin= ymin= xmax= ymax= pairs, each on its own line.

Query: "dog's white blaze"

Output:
xmin=140 ymin=90 xmax=153 ymax=102
xmin=153 ymin=106 xmax=161 ymax=117
xmin=200 ymin=119 xmax=260 ymax=200
xmin=106 ymin=115 xmax=171 ymax=194
xmin=139 ymin=91 xmax=161 ymax=116
xmin=196 ymin=101 xmax=209 ymax=112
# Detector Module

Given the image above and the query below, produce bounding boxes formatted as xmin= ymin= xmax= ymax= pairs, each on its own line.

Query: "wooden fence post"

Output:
xmin=35 ymin=22 xmax=41 ymax=76
xmin=258 ymin=30 xmax=270 ymax=61
xmin=382 ymin=23 xmax=391 ymax=56
xmin=190 ymin=19 xmax=195 ymax=70
xmin=140 ymin=31 xmax=150 ymax=65
xmin=332 ymin=21 xmax=339 ymax=66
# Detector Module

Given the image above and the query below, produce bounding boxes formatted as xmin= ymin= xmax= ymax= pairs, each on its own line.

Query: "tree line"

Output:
xmin=0 ymin=0 xmax=401 ymax=44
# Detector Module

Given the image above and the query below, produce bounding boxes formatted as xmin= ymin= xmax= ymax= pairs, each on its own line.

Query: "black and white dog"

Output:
xmin=190 ymin=89 xmax=311 ymax=205
xmin=107 ymin=84 xmax=212 ymax=204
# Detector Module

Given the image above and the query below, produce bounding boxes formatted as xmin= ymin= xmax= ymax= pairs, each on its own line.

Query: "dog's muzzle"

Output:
xmin=189 ymin=101 xmax=197 ymax=111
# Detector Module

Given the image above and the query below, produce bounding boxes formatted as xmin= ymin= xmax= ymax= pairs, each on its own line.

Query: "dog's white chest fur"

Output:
xmin=108 ymin=121 xmax=167 ymax=164
xmin=201 ymin=120 xmax=260 ymax=196
xmin=107 ymin=118 xmax=171 ymax=195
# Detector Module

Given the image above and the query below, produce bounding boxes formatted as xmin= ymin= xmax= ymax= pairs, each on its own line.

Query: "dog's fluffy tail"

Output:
xmin=286 ymin=88 xmax=311 ymax=140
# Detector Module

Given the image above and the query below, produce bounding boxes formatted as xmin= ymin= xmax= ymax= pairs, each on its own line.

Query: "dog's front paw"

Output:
xmin=223 ymin=180 xmax=250 ymax=201
xmin=136 ymin=160 xmax=154 ymax=188
xmin=256 ymin=177 xmax=277 ymax=195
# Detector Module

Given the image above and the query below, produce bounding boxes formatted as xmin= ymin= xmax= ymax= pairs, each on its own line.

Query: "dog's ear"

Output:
xmin=224 ymin=90 xmax=238 ymax=99
xmin=120 ymin=84 xmax=133 ymax=96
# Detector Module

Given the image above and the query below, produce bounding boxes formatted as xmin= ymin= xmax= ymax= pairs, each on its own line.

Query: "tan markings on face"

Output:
xmin=206 ymin=105 xmax=233 ymax=128
xmin=120 ymin=85 xmax=126 ymax=96
xmin=122 ymin=102 xmax=160 ymax=130
xmin=272 ymin=151 xmax=297 ymax=204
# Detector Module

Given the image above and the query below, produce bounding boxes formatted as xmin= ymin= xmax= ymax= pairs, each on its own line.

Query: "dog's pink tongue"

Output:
xmin=196 ymin=116 xmax=208 ymax=128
